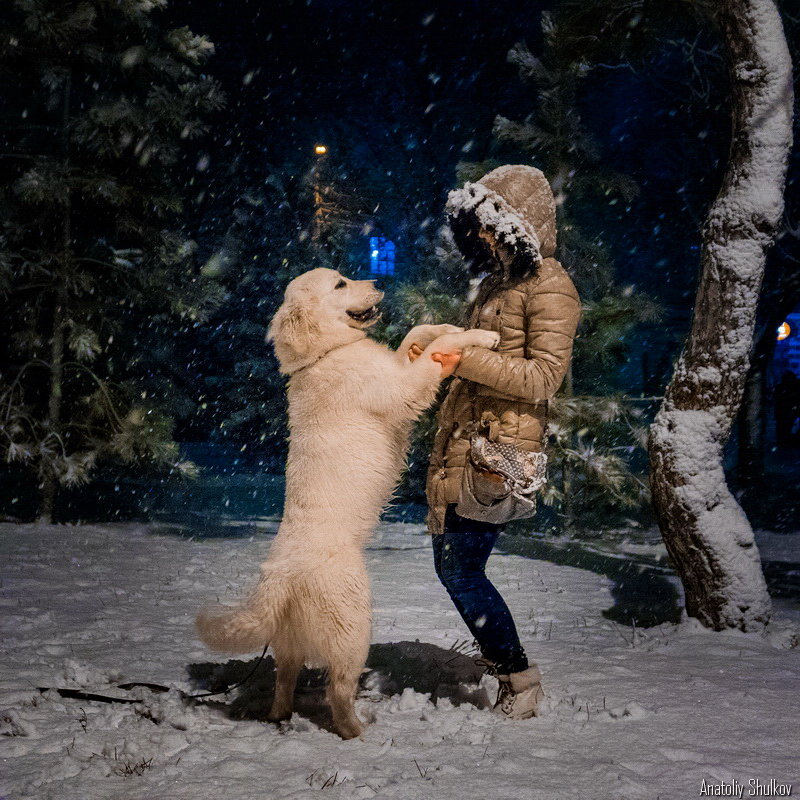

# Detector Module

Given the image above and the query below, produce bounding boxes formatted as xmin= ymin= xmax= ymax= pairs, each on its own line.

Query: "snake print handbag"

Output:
xmin=455 ymin=434 xmax=548 ymax=524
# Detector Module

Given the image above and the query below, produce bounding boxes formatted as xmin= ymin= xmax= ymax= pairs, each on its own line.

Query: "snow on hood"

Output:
xmin=446 ymin=164 xmax=557 ymax=279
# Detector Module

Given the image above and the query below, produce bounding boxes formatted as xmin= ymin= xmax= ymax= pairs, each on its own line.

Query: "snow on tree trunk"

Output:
xmin=648 ymin=0 xmax=793 ymax=631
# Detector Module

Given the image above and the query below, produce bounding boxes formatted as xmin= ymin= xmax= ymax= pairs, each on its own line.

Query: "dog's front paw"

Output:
xmin=469 ymin=330 xmax=501 ymax=350
xmin=415 ymin=324 xmax=464 ymax=346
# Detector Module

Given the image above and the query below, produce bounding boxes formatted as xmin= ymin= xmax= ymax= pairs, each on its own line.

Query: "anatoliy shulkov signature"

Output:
xmin=700 ymin=778 xmax=793 ymax=797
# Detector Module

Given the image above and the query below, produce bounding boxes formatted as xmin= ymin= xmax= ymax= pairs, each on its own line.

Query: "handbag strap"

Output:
xmin=544 ymin=397 xmax=551 ymax=441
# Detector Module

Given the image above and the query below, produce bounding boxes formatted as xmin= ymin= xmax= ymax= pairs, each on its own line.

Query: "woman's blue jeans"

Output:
xmin=432 ymin=505 xmax=529 ymax=675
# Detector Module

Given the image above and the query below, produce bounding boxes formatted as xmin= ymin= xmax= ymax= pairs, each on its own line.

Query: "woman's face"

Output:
xmin=468 ymin=256 xmax=495 ymax=276
xmin=473 ymin=230 xmax=514 ymax=275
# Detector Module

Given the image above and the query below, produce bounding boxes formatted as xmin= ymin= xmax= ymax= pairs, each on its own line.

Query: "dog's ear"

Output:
xmin=267 ymin=295 xmax=321 ymax=373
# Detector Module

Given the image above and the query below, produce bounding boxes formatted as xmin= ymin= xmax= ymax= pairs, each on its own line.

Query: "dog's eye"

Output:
xmin=334 ymin=279 xmax=347 ymax=289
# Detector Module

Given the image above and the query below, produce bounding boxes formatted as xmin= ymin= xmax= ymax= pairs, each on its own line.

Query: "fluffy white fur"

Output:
xmin=196 ymin=267 xmax=498 ymax=739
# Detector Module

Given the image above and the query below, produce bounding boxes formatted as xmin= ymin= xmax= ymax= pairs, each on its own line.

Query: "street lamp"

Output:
xmin=312 ymin=145 xmax=328 ymax=243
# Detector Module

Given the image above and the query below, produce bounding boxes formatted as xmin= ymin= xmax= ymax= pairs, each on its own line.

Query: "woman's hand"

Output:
xmin=408 ymin=343 xmax=460 ymax=378
xmin=431 ymin=351 xmax=461 ymax=378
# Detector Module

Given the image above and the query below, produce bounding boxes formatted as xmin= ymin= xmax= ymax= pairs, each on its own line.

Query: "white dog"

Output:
xmin=196 ymin=267 xmax=499 ymax=738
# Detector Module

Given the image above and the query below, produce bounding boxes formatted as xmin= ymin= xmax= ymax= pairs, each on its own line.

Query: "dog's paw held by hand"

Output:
xmin=471 ymin=330 xmax=501 ymax=350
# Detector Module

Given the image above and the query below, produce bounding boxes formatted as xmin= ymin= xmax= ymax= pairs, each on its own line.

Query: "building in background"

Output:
xmin=773 ymin=309 xmax=800 ymax=380
xmin=368 ymin=235 xmax=396 ymax=277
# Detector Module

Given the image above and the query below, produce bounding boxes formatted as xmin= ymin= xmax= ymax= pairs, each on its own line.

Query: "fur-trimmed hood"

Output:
xmin=446 ymin=165 xmax=557 ymax=279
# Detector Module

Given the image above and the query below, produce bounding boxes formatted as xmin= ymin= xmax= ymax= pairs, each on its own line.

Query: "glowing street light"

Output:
xmin=777 ymin=321 xmax=791 ymax=341
xmin=311 ymin=145 xmax=329 ymax=244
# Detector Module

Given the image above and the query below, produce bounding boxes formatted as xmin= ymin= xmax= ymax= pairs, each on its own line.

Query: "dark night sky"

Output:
xmin=162 ymin=0 xmax=776 ymax=325
xmin=167 ymin=0 xmax=548 ymax=163
xmin=164 ymin=0 xmax=563 ymax=265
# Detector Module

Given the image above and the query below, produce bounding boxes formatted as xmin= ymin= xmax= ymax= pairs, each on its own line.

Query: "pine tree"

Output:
xmin=456 ymin=13 xmax=661 ymax=529
xmin=376 ymin=14 xmax=662 ymax=518
xmin=0 ymin=0 xmax=224 ymax=521
xmin=196 ymin=166 xmax=314 ymax=460
xmin=193 ymin=155 xmax=368 ymax=461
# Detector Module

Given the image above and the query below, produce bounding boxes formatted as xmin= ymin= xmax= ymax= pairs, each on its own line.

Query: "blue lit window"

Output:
xmin=369 ymin=236 xmax=395 ymax=276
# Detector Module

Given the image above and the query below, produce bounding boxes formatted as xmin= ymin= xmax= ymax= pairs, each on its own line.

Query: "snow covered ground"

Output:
xmin=1 ymin=520 xmax=799 ymax=800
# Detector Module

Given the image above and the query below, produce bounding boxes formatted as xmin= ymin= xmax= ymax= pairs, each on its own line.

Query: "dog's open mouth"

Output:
xmin=346 ymin=305 xmax=381 ymax=324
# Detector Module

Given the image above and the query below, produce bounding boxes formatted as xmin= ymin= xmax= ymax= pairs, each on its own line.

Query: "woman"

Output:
xmin=416 ymin=165 xmax=581 ymax=719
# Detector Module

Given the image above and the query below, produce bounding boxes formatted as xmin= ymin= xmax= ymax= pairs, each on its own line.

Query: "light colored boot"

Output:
xmin=492 ymin=665 xmax=544 ymax=720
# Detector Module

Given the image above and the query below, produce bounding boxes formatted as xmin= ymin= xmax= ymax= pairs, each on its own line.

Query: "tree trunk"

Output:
xmin=39 ymin=72 xmax=72 ymax=523
xmin=39 ymin=284 xmax=67 ymax=523
xmin=648 ymin=0 xmax=793 ymax=631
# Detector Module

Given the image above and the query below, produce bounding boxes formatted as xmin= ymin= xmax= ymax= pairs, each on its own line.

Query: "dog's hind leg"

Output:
xmin=309 ymin=567 xmax=371 ymax=739
xmin=327 ymin=660 xmax=365 ymax=740
xmin=325 ymin=613 xmax=370 ymax=740
xmin=267 ymin=646 xmax=303 ymax=723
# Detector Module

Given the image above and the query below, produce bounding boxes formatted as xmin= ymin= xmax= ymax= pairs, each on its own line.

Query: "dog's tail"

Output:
xmin=195 ymin=576 xmax=286 ymax=654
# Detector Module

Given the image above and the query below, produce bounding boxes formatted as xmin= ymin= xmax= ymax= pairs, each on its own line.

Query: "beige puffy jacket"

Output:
xmin=425 ymin=166 xmax=581 ymax=534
